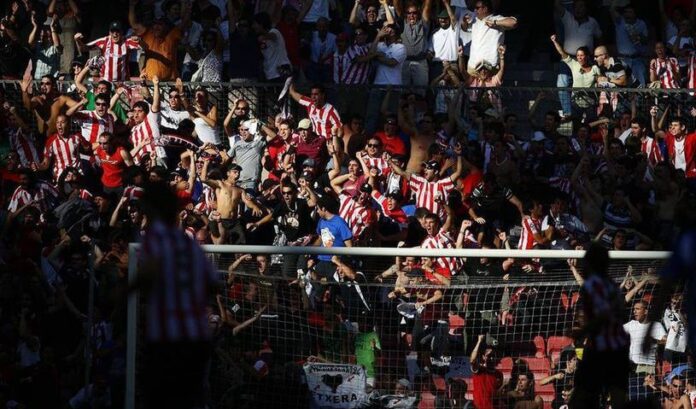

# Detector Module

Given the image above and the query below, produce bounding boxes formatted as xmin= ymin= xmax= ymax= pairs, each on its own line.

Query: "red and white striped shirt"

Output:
xmin=421 ymin=228 xmax=461 ymax=274
xmin=650 ymin=57 xmax=680 ymax=89
xmin=73 ymin=110 xmax=114 ymax=144
xmin=140 ymin=220 xmax=217 ymax=343
xmin=409 ymin=174 xmax=454 ymax=216
xmin=43 ymin=133 xmax=82 ymax=180
xmin=641 ymin=136 xmax=663 ymax=167
xmin=87 ymin=36 xmax=140 ymax=82
xmin=7 ymin=128 xmax=40 ymax=167
xmin=333 ymin=45 xmax=370 ymax=84
xmin=7 ymin=181 xmax=59 ymax=213
xmin=363 ymin=155 xmax=390 ymax=175
xmin=518 ymin=216 xmax=542 ymax=250
xmin=688 ymin=52 xmax=696 ymax=91
xmin=339 ymin=193 xmax=375 ymax=238
xmin=298 ymin=96 xmax=342 ymax=140
xmin=123 ymin=185 xmax=145 ymax=201
xmin=130 ymin=111 xmax=161 ymax=165
xmin=372 ymin=191 xmax=408 ymax=227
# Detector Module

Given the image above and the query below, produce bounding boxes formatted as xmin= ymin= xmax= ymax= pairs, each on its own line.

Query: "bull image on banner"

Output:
xmin=304 ymin=363 xmax=369 ymax=408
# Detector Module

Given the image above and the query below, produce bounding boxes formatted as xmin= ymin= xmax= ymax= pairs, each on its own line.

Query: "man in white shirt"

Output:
xmin=430 ymin=2 xmax=460 ymax=67
xmin=464 ymin=0 xmax=517 ymax=75
xmin=554 ymin=0 xmax=601 ymax=115
xmin=610 ymin=3 xmax=648 ymax=85
xmin=251 ymin=12 xmax=291 ymax=81
xmin=365 ymin=25 xmax=407 ymax=134
xmin=623 ymin=301 xmax=666 ymax=401
xmin=159 ymin=80 xmax=192 ymax=130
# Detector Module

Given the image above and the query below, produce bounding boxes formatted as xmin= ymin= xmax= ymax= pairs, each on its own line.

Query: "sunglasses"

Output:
xmin=170 ymin=94 xmax=180 ymax=98
xmin=40 ymin=82 xmax=51 ymax=86
xmin=281 ymin=191 xmax=295 ymax=195
xmin=367 ymin=143 xmax=381 ymax=148
xmin=95 ymin=102 xmax=108 ymax=106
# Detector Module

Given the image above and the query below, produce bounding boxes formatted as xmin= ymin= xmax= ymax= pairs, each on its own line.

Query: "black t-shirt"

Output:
xmin=272 ymin=198 xmax=314 ymax=242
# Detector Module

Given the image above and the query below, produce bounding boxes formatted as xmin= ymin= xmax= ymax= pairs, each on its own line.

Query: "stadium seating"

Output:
xmin=547 ymin=336 xmax=574 ymax=367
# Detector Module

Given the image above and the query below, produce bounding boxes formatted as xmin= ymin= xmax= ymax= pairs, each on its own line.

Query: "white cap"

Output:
xmin=532 ymin=131 xmax=546 ymax=142
xmin=242 ymin=119 xmax=258 ymax=135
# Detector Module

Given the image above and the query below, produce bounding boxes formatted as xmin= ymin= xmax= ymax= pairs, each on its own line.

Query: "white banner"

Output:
xmin=304 ymin=363 xmax=368 ymax=409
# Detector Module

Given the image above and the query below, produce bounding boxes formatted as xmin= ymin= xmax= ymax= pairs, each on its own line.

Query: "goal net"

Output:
xmin=126 ymin=246 xmax=673 ymax=409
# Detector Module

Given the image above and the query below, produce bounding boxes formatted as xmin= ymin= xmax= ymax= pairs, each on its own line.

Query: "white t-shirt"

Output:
xmin=303 ymin=0 xmax=330 ymax=23
xmin=458 ymin=9 xmax=476 ymax=55
xmin=623 ymin=320 xmax=666 ymax=365
xmin=374 ymin=42 xmax=407 ymax=85
xmin=560 ymin=11 xmax=601 ymax=53
xmin=159 ymin=103 xmax=191 ymax=130
xmin=194 ymin=117 xmax=220 ymax=145
xmin=618 ymin=128 xmax=631 ymax=144
xmin=663 ymin=308 xmax=687 ymax=353
xmin=431 ymin=24 xmax=461 ymax=62
xmin=260 ymin=29 xmax=291 ymax=80
xmin=468 ymin=15 xmax=508 ymax=69
xmin=674 ymin=138 xmax=686 ymax=171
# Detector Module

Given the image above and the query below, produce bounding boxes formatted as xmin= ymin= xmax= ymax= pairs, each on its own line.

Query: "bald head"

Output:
xmin=594 ymin=46 xmax=610 ymax=66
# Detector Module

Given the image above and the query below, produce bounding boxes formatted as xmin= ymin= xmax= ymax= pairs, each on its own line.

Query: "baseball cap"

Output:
xmin=109 ymin=21 xmax=123 ymax=32
xmin=302 ymin=158 xmax=316 ymax=168
xmin=532 ymin=131 xmax=546 ymax=142
xmin=397 ymin=378 xmax=411 ymax=389
xmin=385 ymin=191 xmax=402 ymax=201
xmin=170 ymin=169 xmax=186 ymax=179
xmin=424 ymin=160 xmax=441 ymax=171
xmin=359 ymin=182 xmax=372 ymax=193
xmin=438 ymin=9 xmax=450 ymax=18
xmin=298 ymin=118 xmax=312 ymax=130
xmin=301 ymin=170 xmax=314 ymax=180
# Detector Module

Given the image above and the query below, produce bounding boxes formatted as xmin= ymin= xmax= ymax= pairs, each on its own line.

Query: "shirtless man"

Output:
xmin=200 ymin=160 xmax=263 ymax=244
xmin=20 ymin=74 xmax=78 ymax=136
xmin=398 ymin=98 xmax=436 ymax=172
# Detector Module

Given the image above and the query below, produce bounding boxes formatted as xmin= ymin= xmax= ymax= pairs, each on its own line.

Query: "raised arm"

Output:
xmin=493 ymin=45 xmax=506 ymax=82
xmin=27 ymin=13 xmax=38 ymax=47
xmin=65 ymin=97 xmax=88 ymax=116
xmin=151 ymin=75 xmax=161 ymax=113
xmin=349 ymin=0 xmax=362 ymax=26
xmin=288 ymin=83 xmax=304 ymax=103
xmin=422 ymin=0 xmax=433 ymax=22
xmin=200 ymin=158 xmax=221 ymax=188
xmin=49 ymin=18 xmax=62 ymax=49
xmin=74 ymin=64 xmax=91 ymax=94
xmin=381 ymin=0 xmax=395 ymax=26
xmin=550 ymin=34 xmax=569 ymax=60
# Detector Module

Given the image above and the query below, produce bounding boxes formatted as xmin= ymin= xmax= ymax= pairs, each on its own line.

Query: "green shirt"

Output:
xmin=355 ymin=331 xmax=381 ymax=377
xmin=86 ymin=91 xmax=128 ymax=123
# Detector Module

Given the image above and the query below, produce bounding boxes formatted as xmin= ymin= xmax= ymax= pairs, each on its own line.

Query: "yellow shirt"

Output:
xmin=142 ymin=27 xmax=182 ymax=81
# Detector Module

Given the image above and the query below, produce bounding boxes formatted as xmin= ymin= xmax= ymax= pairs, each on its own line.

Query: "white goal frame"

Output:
xmin=125 ymin=245 xmax=671 ymax=409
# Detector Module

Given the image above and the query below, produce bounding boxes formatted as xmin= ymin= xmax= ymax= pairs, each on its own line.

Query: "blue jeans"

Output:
xmin=557 ymin=63 xmax=572 ymax=115
xmin=620 ymin=56 xmax=647 ymax=86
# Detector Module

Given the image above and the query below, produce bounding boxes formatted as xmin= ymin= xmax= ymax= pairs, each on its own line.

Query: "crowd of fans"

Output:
xmin=0 ymin=0 xmax=695 ymax=408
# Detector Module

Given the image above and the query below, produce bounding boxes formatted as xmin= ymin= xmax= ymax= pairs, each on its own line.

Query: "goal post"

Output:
xmin=126 ymin=245 xmax=671 ymax=409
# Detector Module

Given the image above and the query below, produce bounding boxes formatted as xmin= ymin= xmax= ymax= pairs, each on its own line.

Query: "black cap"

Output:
xmin=385 ymin=191 xmax=402 ymax=201
xmin=228 ymin=163 xmax=242 ymax=172
xmin=424 ymin=160 xmax=441 ymax=171
xmin=109 ymin=21 xmax=123 ymax=32
xmin=359 ymin=182 xmax=372 ymax=193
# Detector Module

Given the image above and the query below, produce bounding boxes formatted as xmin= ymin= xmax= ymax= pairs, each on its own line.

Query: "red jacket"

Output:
xmin=665 ymin=132 xmax=696 ymax=179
